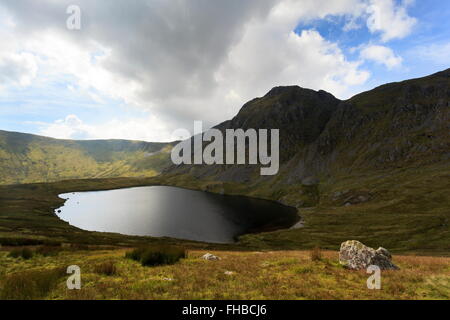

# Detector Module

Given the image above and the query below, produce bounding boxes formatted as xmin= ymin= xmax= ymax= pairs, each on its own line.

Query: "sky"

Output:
xmin=0 ymin=0 xmax=448 ymax=142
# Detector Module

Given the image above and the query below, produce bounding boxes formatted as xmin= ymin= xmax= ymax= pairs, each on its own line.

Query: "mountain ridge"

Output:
xmin=165 ymin=67 xmax=449 ymax=184
xmin=0 ymin=129 xmax=174 ymax=184
xmin=2 ymin=68 xmax=449 ymax=187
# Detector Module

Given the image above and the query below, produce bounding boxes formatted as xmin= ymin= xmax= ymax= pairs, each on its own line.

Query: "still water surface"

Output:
xmin=56 ymin=186 xmax=298 ymax=243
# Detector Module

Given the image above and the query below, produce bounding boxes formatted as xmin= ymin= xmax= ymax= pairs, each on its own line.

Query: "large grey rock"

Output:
xmin=339 ymin=240 xmax=399 ymax=270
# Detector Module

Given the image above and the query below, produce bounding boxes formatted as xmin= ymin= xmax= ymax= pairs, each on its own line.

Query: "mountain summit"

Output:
xmin=165 ymin=68 xmax=449 ymax=186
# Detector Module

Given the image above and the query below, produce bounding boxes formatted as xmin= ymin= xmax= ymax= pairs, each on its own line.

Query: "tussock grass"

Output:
xmin=126 ymin=245 xmax=186 ymax=267
xmin=8 ymin=248 xmax=34 ymax=260
xmin=0 ymin=267 xmax=66 ymax=300
xmin=310 ymin=247 xmax=322 ymax=262
xmin=35 ymin=245 xmax=62 ymax=257
xmin=93 ymin=261 xmax=117 ymax=276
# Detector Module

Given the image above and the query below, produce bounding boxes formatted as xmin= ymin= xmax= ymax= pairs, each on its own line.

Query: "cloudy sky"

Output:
xmin=0 ymin=0 xmax=449 ymax=142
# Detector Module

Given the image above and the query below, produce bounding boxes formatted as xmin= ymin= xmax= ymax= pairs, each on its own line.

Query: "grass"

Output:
xmin=0 ymin=267 xmax=66 ymax=300
xmin=93 ymin=261 xmax=117 ymax=276
xmin=161 ymin=162 xmax=450 ymax=255
xmin=8 ymin=248 xmax=34 ymax=260
xmin=125 ymin=245 xmax=186 ymax=267
xmin=310 ymin=247 xmax=322 ymax=262
xmin=0 ymin=162 xmax=448 ymax=255
xmin=0 ymin=248 xmax=448 ymax=300
xmin=35 ymin=245 xmax=62 ymax=257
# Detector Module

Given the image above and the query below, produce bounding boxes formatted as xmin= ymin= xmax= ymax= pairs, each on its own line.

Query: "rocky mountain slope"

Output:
xmin=0 ymin=130 xmax=173 ymax=184
xmin=164 ymin=69 xmax=449 ymax=195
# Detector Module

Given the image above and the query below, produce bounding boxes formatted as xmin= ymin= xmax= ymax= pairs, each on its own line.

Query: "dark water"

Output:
xmin=56 ymin=186 xmax=298 ymax=243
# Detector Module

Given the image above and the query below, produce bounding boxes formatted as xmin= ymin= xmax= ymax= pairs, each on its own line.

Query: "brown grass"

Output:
xmin=1 ymin=249 xmax=448 ymax=300
xmin=0 ymin=267 xmax=66 ymax=300
xmin=310 ymin=247 xmax=322 ymax=262
xmin=93 ymin=261 xmax=117 ymax=276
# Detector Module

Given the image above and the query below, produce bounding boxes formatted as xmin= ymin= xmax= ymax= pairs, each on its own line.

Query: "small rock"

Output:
xmin=162 ymin=277 xmax=174 ymax=281
xmin=357 ymin=195 xmax=369 ymax=203
xmin=302 ymin=176 xmax=319 ymax=186
xmin=202 ymin=253 xmax=221 ymax=261
xmin=224 ymin=271 xmax=235 ymax=276
xmin=290 ymin=220 xmax=304 ymax=229
xmin=339 ymin=240 xmax=399 ymax=270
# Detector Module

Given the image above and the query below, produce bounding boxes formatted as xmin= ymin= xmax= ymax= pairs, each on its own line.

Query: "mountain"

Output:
xmin=165 ymin=69 xmax=449 ymax=187
xmin=160 ymin=69 xmax=450 ymax=251
xmin=0 ymin=130 xmax=174 ymax=185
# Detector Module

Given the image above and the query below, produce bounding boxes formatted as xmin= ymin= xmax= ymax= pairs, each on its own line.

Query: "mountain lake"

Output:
xmin=56 ymin=186 xmax=299 ymax=243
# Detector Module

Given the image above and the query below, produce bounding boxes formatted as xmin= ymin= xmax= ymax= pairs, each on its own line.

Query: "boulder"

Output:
xmin=339 ymin=240 xmax=399 ymax=270
xmin=202 ymin=253 xmax=221 ymax=261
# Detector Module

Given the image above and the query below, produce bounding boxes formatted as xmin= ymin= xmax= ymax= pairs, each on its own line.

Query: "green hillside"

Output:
xmin=0 ymin=130 xmax=173 ymax=185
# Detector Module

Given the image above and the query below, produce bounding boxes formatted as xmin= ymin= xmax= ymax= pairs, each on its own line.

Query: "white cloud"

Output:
xmin=0 ymin=24 xmax=38 ymax=88
xmin=366 ymin=0 xmax=417 ymax=42
xmin=360 ymin=45 xmax=403 ymax=69
xmin=2 ymin=0 xmax=416 ymax=141
xmin=216 ymin=27 xmax=370 ymax=105
xmin=0 ymin=52 xmax=38 ymax=87
xmin=39 ymin=114 xmax=173 ymax=142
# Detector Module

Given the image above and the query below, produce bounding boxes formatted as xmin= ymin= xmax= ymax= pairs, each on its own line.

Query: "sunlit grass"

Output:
xmin=0 ymin=248 xmax=448 ymax=300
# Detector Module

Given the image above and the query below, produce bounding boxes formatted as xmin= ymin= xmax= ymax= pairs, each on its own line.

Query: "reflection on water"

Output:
xmin=56 ymin=186 xmax=299 ymax=243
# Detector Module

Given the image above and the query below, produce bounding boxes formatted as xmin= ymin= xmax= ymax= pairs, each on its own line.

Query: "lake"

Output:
xmin=56 ymin=186 xmax=299 ymax=243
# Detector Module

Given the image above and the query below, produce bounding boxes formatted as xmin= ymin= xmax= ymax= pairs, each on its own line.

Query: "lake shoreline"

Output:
xmin=55 ymin=185 xmax=300 ymax=244
xmin=1 ymin=174 xmax=449 ymax=257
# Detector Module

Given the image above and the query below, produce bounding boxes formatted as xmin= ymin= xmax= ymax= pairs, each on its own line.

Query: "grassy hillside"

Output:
xmin=159 ymin=164 xmax=450 ymax=255
xmin=0 ymin=130 xmax=174 ymax=185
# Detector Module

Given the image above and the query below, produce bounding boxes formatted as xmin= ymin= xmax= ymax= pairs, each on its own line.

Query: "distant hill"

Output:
xmin=0 ymin=130 xmax=174 ymax=184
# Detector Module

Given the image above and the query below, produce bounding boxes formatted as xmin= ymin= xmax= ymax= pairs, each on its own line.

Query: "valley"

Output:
xmin=0 ymin=69 xmax=449 ymax=300
xmin=0 ymin=69 xmax=449 ymax=254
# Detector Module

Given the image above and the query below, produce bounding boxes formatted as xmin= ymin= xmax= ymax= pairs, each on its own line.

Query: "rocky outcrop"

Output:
xmin=339 ymin=240 xmax=399 ymax=270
